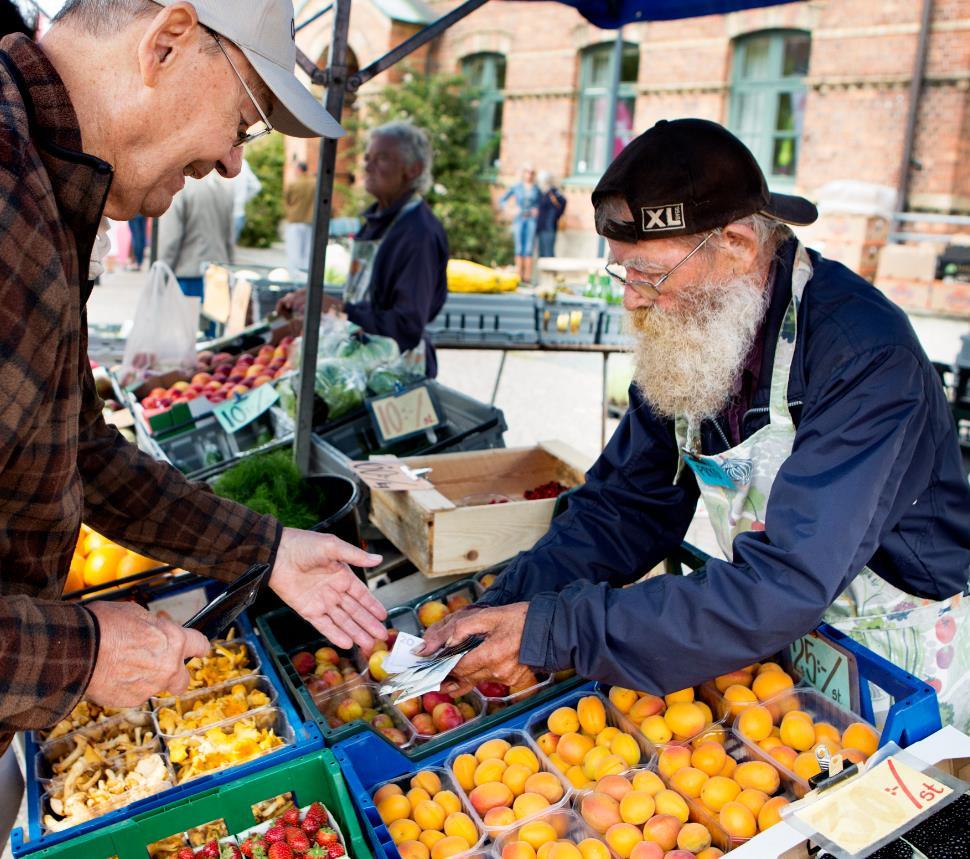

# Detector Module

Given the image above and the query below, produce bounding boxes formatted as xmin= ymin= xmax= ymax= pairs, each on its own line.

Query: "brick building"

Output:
xmin=291 ymin=0 xmax=970 ymax=257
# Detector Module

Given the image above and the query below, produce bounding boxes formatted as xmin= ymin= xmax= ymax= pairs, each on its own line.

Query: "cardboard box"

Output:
xmin=876 ymin=244 xmax=939 ymax=282
xmin=876 ymin=277 xmax=933 ymax=313
xmin=800 ymin=214 xmax=889 ymax=248
xmin=928 ymin=280 xmax=970 ymax=318
xmin=369 ymin=442 xmax=592 ymax=577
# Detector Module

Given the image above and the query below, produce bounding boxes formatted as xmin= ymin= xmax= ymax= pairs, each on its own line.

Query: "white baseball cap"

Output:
xmin=155 ymin=0 xmax=345 ymax=139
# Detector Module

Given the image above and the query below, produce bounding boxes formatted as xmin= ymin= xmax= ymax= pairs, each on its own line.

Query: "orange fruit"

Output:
xmin=82 ymin=530 xmax=108 ymax=556
xmin=758 ymin=796 xmax=790 ymax=830
xmin=83 ymin=544 xmax=126 ymax=586
xmin=751 ymin=670 xmax=794 ymax=702
xmin=117 ymin=550 xmax=161 ymax=579
xmin=64 ymin=555 xmax=86 ymax=594
xmin=691 ymin=741 xmax=727 ymax=777
xmin=737 ymin=705 xmax=773 ymax=742
xmin=842 ymin=722 xmax=879 ymax=758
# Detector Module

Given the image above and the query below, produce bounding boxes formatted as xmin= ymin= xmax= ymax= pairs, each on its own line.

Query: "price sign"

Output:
xmin=214 ymin=384 xmax=279 ymax=434
xmin=366 ymin=382 xmax=443 ymax=446
xmin=350 ymin=460 xmax=435 ymax=492
xmin=789 ymin=630 xmax=859 ymax=711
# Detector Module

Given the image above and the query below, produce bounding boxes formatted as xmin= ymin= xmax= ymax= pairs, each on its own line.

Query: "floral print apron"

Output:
xmin=675 ymin=242 xmax=970 ymax=731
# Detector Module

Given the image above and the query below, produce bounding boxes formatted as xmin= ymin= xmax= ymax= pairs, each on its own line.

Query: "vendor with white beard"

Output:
xmin=420 ymin=118 xmax=970 ymax=730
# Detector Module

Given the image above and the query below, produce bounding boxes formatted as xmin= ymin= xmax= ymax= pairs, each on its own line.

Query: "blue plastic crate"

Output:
xmin=14 ymin=580 xmax=321 ymax=857
xmin=596 ymin=305 xmax=633 ymax=346
xmin=428 ymin=292 xmax=539 ymax=347
xmin=334 ymin=681 xmax=597 ymax=859
xmin=535 ymin=296 xmax=603 ymax=345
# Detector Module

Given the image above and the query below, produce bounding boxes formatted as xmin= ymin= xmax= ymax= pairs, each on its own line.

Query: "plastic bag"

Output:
xmin=334 ymin=331 xmax=400 ymax=374
xmin=120 ymin=262 xmax=199 ymax=385
xmin=367 ymin=361 xmax=421 ymax=396
xmin=314 ymin=359 xmax=366 ymax=419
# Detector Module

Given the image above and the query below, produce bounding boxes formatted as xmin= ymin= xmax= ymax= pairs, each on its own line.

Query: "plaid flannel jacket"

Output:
xmin=0 ymin=35 xmax=282 ymax=753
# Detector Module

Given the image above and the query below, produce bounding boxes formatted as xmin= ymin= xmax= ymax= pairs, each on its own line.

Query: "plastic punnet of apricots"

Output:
xmin=67 ymin=524 xmax=167 ymax=595
xmin=602 ymin=684 xmax=724 ymax=752
xmin=493 ymin=809 xmax=602 ymax=859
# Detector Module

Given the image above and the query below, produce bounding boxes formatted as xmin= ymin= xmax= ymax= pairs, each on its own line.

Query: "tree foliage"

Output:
xmin=240 ymin=134 xmax=285 ymax=248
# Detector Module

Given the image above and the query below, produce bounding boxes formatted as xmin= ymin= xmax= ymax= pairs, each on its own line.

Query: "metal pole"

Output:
xmin=596 ymin=28 xmax=624 ymax=260
xmin=294 ymin=0 xmax=352 ymax=474
xmin=150 ymin=217 xmax=159 ymax=265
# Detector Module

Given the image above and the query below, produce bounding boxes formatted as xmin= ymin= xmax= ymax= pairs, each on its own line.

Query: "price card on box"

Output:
xmin=366 ymin=382 xmax=444 ymax=446
xmin=214 ymin=384 xmax=279 ymax=434
xmin=789 ymin=630 xmax=859 ymax=712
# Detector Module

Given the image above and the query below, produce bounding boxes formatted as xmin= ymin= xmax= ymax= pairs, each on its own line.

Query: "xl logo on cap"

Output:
xmin=641 ymin=203 xmax=685 ymax=233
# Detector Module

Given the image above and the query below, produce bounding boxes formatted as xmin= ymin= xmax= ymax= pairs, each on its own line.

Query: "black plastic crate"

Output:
xmin=427 ymin=292 xmax=539 ymax=346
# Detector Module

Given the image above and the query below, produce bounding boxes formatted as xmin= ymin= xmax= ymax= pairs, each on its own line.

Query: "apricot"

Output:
xmin=503 ymin=763 xmax=534 ymax=796
xmin=752 ymin=670 xmax=794 ymax=702
xmin=632 ymin=770 xmax=665 ymax=796
xmin=418 ymin=600 xmax=448 ymax=628
xmin=596 ymin=773 xmax=633 ymax=801
xmin=582 ymin=747 xmax=611 ymax=781
xmin=565 ymin=766 xmax=590 ymax=789
xmin=431 ymin=836 xmax=472 ymax=859
xmin=502 ymin=842 xmax=537 ymax=859
xmin=814 ymin=721 xmax=842 ymax=747
xmin=452 ymin=754 xmax=477 ymax=792
xmin=714 ymin=669 xmax=754 ymax=692
xmin=476 ymin=759 xmax=508 ymax=786
xmin=443 ymin=811 xmax=478 ymax=845
xmin=734 ymin=760 xmax=780 ymax=794
xmin=639 ymin=715 xmax=673 ymax=745
xmin=677 ymin=821 xmax=712 ymax=852
xmin=389 ymin=819 xmax=422 ymax=844
xmin=628 ymin=843 xmax=663 ymax=859
xmin=406 ymin=787 xmax=431 ymax=811
xmin=513 ymin=792 xmax=550 ymax=820
xmin=654 ymin=789 xmax=690 ymax=824
xmin=813 ymin=738 xmax=842 ymax=757
xmin=699 ymin=776 xmax=741 ymax=813
xmin=737 ymin=788 xmax=769 ymax=817
xmin=419 ymin=830 xmax=446 ymax=850
xmin=611 ymin=733 xmax=642 ymax=768
xmin=695 ymin=700 xmax=715 ymax=726
xmin=547 ymin=844 xmax=583 ymax=859
xmin=398 ymin=841 xmax=431 ymax=859
xmin=414 ymin=799 xmax=447 ymax=831
xmin=604 ymin=822 xmax=643 ymax=858
xmin=718 ymin=754 xmax=737 ymax=778
xmin=537 ymin=732 xmax=560 ymax=756
xmin=558 ymin=732 xmax=595 ymax=766
xmin=577 ymin=838 xmax=612 ymax=859
xmin=664 ymin=852 xmax=696 ymax=859
xmin=525 ymin=772 xmax=564 ymax=804
xmin=670 ymin=765 xmax=709 ymax=798
xmin=664 ymin=702 xmax=707 ymax=739
xmin=581 ymin=791 xmax=622 ymax=833
xmin=377 ymin=793 xmax=411 ymax=825
xmin=723 ymin=684 xmax=758 ymax=717
xmin=548 ymin=753 xmax=569 ymax=773
xmin=595 ymin=726 xmax=621 ymax=748
xmin=484 ymin=806 xmax=517 ymax=829
xmin=658 ymin=745 xmax=692 ymax=779
xmin=547 ymin=707 xmax=580 ymax=735
xmin=593 ymin=754 xmax=628 ymax=780
xmin=719 ymin=801 xmax=757 ymax=838
xmin=842 ymin=722 xmax=879 ymax=758
xmin=536 ymin=844 xmax=553 ymax=859
xmin=609 ymin=687 xmax=638 ymax=714
xmin=506 ymin=745 xmax=541 ymax=773
xmin=628 ymin=694 xmax=665 ymax=725
xmin=793 ymin=751 xmax=822 ymax=782
xmin=411 ymin=770 xmax=442 ymax=795
xmin=840 ymin=747 xmax=867 ymax=764
xmin=737 ymin=705 xmax=773 ymax=742
xmin=696 ymin=850 xmax=725 ymax=859
xmin=758 ymin=736 xmax=784 ymax=753
xmin=434 ymin=790 xmax=461 ymax=816
xmin=757 ymin=795 xmax=790 ymax=830
xmin=691 ymin=741 xmax=727 ymax=777
xmin=780 ymin=712 xmax=816 ymax=752
xmin=477 ymin=738 xmax=512 ymax=762
xmin=469 ymin=782 xmax=514 ymax=816
xmin=664 ymin=688 xmax=694 ymax=705
xmin=578 ymin=696 xmax=607 ymax=735
xmin=641 ymin=813 xmax=682 ymax=851
xmin=619 ymin=790 xmax=656 ymax=825
xmin=373 ymin=782 xmax=404 ymax=805
xmin=518 ymin=821 xmax=558 ymax=850
xmin=768 ymin=745 xmax=798 ymax=770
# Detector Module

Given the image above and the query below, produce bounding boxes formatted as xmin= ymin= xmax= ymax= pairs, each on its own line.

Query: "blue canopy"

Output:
xmin=548 ymin=0 xmax=801 ymax=28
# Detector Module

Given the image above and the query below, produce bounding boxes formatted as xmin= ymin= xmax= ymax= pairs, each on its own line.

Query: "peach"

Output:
xmin=431 ymin=836 xmax=472 ymax=859
xmin=477 ymin=738 xmax=513 ymax=762
xmin=639 ymin=715 xmax=672 ymax=745
xmin=604 ymin=822 xmax=643 ymax=858
xmin=677 ymin=822 xmax=712 ymax=852
xmin=397 ymin=698 xmax=422 ymax=720
xmin=406 ymin=787 xmax=431 ymax=811
xmin=842 ymin=722 xmax=878 ymax=758
xmin=505 ymin=746 xmax=541 ymax=773
xmin=628 ymin=695 xmax=665 ymax=725
xmin=595 ymin=726 xmax=621 ymax=748
xmin=412 ymin=770 xmax=442 ymax=795
xmin=444 ymin=811 xmax=479 ymax=845
xmin=714 ymin=669 xmax=754 ymax=692
xmin=609 ymin=687 xmax=638 ymax=714
xmin=411 ymin=713 xmax=435 ymax=735
xmin=719 ymin=801 xmax=757 ymax=838
xmin=700 ymin=776 xmax=741 ymax=813
xmin=654 ymin=789 xmax=689 ymax=824
xmin=580 ymin=792 xmax=622 ymax=834
xmin=691 ymin=741 xmax=727 ymax=777
xmin=372 ymin=783 xmax=404 ymax=805
xmin=780 ymin=712 xmax=816 ymax=752
xmin=737 ymin=788 xmax=769 ymax=817
xmin=452 ymin=753 xmax=477 ymax=791
xmin=664 ymin=702 xmax=707 ymax=739
xmin=752 ymin=670 xmax=794 ymax=702
xmin=577 ymin=838 xmax=612 ymax=859
xmin=632 ymin=770 xmax=665 ymax=797
xmin=422 ymin=692 xmax=452 ymax=713
xmin=737 ymin=705 xmax=774 ymax=742
xmin=577 ymin=696 xmax=607 ymax=735
xmin=758 ymin=795 xmax=790 ymax=830
xmin=469 ymin=782 xmax=514 ymax=816
xmin=418 ymin=600 xmax=449 ymax=628
xmin=558 ymin=732 xmax=595 ymax=766
xmin=547 ymin=707 xmax=580 ymax=736
xmin=432 ymin=703 xmax=464 ymax=733
xmin=628 ymin=843 xmax=663 ymax=859
xmin=397 ymin=841 xmax=430 ymax=859
xmin=664 ymin=688 xmax=694 ymax=705
xmin=524 ymin=772 xmax=564 ymax=804
xmin=619 ymin=790 xmax=655 ymax=825
xmin=502 ymin=842 xmax=538 ymax=859
xmin=446 ymin=593 xmax=472 ymax=612
xmin=518 ymin=821 xmax=558 ymax=850
xmin=368 ymin=650 xmax=390 ymax=681
xmin=334 ymin=697 xmax=362 ymax=723
xmin=475 ymin=759 xmax=507 ymax=786
xmin=377 ymin=794 xmax=411 ymax=824
xmin=513 ymin=792 xmax=550 ymax=820
xmin=670 ymin=766 xmax=709 ymax=799
xmin=734 ymin=760 xmax=780 ymax=794
xmin=484 ymin=806 xmax=517 ymax=829
xmin=596 ymin=774 xmax=633 ymax=802
xmin=611 ymin=733 xmax=642 ymax=768
xmin=389 ymin=819 xmax=421 ymax=844
xmin=536 ymin=732 xmax=559 ymax=756
xmin=641 ymin=814 xmax=681 ymax=851
xmin=657 ymin=745 xmax=691 ymax=780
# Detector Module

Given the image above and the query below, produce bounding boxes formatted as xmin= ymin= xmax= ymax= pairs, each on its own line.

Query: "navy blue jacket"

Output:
xmin=537 ymin=189 xmax=567 ymax=233
xmin=345 ymin=196 xmax=448 ymax=377
xmin=478 ymin=238 xmax=970 ymax=694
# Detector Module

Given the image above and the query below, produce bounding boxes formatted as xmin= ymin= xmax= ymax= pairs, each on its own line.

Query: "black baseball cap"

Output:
xmin=592 ymin=118 xmax=818 ymax=242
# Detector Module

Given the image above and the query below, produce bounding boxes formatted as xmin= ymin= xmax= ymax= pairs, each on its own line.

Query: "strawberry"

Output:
xmin=285 ymin=827 xmax=310 ymax=853
xmin=306 ymin=849 xmax=326 ymax=859
xmin=281 ymin=807 xmax=301 ymax=827
xmin=220 ymin=846 xmax=243 ymax=859
xmin=240 ymin=837 xmax=263 ymax=858
xmin=306 ymin=802 xmax=327 ymax=821
xmin=251 ymin=848 xmax=268 ymax=859
xmin=264 ymin=826 xmax=286 ymax=845
xmin=301 ymin=815 xmax=321 ymax=836
xmin=326 ymin=845 xmax=344 ymax=858
xmin=267 ymin=843 xmax=293 ymax=859
xmin=177 ymin=848 xmax=196 ymax=859
xmin=314 ymin=829 xmax=337 ymax=847
xmin=200 ymin=841 xmax=221 ymax=859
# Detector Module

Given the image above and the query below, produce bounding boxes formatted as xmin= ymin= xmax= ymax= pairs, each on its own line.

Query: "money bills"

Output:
xmin=380 ymin=633 xmax=485 ymax=704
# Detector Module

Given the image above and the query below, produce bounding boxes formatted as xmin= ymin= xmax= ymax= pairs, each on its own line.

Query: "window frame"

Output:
xmin=461 ymin=51 xmax=507 ymax=178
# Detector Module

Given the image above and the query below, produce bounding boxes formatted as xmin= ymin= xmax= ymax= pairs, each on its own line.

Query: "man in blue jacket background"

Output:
xmin=422 ymin=119 xmax=970 ymax=730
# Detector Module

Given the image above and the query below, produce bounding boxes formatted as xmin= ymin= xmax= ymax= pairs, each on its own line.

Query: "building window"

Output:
xmin=462 ymin=52 xmax=506 ymax=174
xmin=729 ymin=30 xmax=810 ymax=186
xmin=573 ymin=43 xmax=639 ymax=177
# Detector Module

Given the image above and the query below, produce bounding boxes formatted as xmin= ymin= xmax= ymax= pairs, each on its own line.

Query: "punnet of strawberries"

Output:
xmin=523 ymin=480 xmax=570 ymax=500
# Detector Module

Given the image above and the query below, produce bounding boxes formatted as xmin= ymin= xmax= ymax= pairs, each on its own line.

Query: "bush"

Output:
xmin=240 ymin=134 xmax=285 ymax=248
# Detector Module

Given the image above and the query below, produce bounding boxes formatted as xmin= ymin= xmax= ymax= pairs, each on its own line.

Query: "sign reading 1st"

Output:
xmin=366 ymin=382 xmax=443 ymax=446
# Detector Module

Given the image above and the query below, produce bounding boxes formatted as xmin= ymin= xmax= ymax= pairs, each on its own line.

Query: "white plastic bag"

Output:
xmin=120 ymin=262 xmax=199 ymax=385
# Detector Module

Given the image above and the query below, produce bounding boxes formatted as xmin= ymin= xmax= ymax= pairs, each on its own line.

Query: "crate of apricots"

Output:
xmin=65 ymin=524 xmax=170 ymax=594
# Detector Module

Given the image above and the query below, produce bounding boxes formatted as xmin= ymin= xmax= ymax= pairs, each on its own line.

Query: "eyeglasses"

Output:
xmin=211 ymin=32 xmax=273 ymax=147
xmin=604 ymin=231 xmax=715 ymax=295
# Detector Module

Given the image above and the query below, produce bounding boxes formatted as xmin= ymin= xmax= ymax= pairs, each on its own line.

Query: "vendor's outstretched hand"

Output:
xmin=271 ymin=527 xmax=387 ymax=650
xmin=418 ymin=603 xmax=533 ymax=695
xmin=275 ymin=289 xmax=307 ymax=319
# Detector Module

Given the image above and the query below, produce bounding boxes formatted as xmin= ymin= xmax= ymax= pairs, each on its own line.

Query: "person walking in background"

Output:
xmin=158 ymin=172 xmax=234 ymax=303
xmin=956 ymin=323 xmax=970 ymax=404
xmin=128 ymin=214 xmax=147 ymax=270
xmin=536 ymin=171 xmax=566 ymax=258
xmin=500 ymin=165 xmax=541 ymax=283
xmin=229 ymin=157 xmax=262 ymax=244
xmin=284 ymin=161 xmax=316 ymax=274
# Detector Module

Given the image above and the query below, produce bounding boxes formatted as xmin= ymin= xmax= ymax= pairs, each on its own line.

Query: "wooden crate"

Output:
xmin=369 ymin=441 xmax=592 ymax=578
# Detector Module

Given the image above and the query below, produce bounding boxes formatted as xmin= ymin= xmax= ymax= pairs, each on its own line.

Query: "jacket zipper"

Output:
xmin=703 ymin=400 xmax=805 ymax=453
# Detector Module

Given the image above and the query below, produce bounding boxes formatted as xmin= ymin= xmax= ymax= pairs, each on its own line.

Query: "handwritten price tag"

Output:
xmin=350 ymin=460 xmax=435 ymax=492
xmin=367 ymin=383 xmax=443 ymax=446
xmin=789 ymin=631 xmax=858 ymax=711
xmin=214 ymin=384 xmax=279 ymax=434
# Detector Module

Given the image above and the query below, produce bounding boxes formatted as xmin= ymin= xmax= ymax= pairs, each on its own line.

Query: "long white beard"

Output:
xmin=629 ymin=268 xmax=770 ymax=425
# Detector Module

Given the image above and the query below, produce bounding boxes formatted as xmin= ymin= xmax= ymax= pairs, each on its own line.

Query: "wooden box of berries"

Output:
xmin=369 ymin=442 xmax=591 ymax=578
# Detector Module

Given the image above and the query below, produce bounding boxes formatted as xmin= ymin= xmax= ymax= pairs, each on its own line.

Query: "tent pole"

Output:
xmin=597 ymin=27 xmax=624 ymax=260
xmin=294 ymin=0 xmax=352 ymax=475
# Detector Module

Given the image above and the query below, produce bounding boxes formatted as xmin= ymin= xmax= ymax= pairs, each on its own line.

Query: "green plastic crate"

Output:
xmin=11 ymin=748 xmax=367 ymax=859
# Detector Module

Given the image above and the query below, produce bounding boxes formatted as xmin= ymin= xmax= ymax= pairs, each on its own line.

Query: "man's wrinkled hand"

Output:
xmin=85 ymin=601 xmax=210 ymax=707
xmin=275 ymin=289 xmax=307 ymax=319
xmin=417 ymin=603 xmax=533 ymax=695
xmin=270 ymin=527 xmax=387 ymax=650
